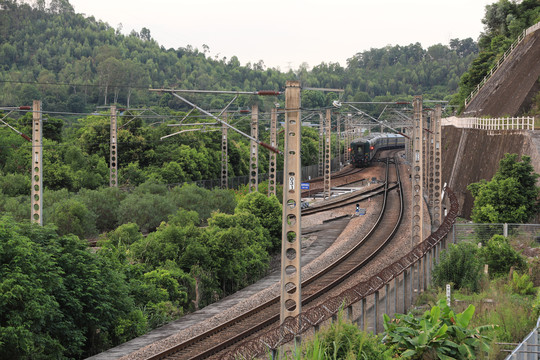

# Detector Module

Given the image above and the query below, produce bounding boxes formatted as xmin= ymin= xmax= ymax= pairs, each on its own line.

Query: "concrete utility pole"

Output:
xmin=411 ymin=96 xmax=424 ymax=246
xmin=344 ymin=114 xmax=352 ymax=163
xmin=324 ymin=109 xmax=332 ymax=198
xmin=280 ymin=80 xmax=302 ymax=325
xmin=221 ymin=112 xmax=228 ymax=189
xmin=432 ymin=105 xmax=443 ymax=229
xmin=110 ymin=105 xmax=118 ymax=187
xmin=268 ymin=107 xmax=278 ymax=197
xmin=318 ymin=113 xmax=324 ymax=177
xmin=249 ymin=104 xmax=259 ymax=193
xmin=336 ymin=114 xmax=341 ymax=168
xmin=31 ymin=100 xmax=43 ymax=225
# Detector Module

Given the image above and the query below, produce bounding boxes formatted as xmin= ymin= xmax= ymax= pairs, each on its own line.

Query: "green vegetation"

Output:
xmin=468 ymin=153 xmax=540 ymax=224
xmin=0 ymin=186 xmax=281 ymax=357
xmin=383 ymin=300 xmax=494 ymax=359
xmin=432 ymin=242 xmax=483 ymax=292
xmin=0 ymin=0 xmax=476 ymax=112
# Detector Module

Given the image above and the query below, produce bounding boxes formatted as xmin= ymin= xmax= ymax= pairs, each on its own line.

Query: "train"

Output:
xmin=350 ymin=133 xmax=405 ymax=167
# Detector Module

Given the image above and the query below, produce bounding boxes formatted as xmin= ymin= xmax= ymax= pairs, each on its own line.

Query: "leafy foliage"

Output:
xmin=432 ymin=242 xmax=483 ymax=292
xmin=382 ymin=299 xmax=495 ymax=359
xmin=0 ymin=217 xmax=139 ymax=358
xmin=508 ymin=271 xmax=535 ymax=295
xmin=468 ymin=154 xmax=540 ymax=224
xmin=479 ymin=234 xmax=527 ymax=278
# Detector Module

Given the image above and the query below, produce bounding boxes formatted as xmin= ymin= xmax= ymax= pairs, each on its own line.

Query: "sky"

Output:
xmin=68 ymin=0 xmax=494 ymax=71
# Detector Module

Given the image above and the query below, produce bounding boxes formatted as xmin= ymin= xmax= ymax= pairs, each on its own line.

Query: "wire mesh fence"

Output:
xmin=451 ymin=223 xmax=540 ymax=245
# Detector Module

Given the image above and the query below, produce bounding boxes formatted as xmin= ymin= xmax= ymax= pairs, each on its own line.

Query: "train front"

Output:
xmin=350 ymin=141 xmax=369 ymax=167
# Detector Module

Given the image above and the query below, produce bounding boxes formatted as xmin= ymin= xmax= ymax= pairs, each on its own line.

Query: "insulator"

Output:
xmin=257 ymin=91 xmax=281 ymax=96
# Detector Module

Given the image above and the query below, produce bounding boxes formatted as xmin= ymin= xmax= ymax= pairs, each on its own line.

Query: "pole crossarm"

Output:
xmin=152 ymin=89 xmax=281 ymax=154
xmin=302 ymin=87 xmax=345 ymax=92
xmin=0 ymin=109 xmax=31 ymax=141
xmin=149 ymin=88 xmax=281 ymax=96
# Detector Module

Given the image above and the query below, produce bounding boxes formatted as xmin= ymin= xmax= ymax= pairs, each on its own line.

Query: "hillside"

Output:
xmin=0 ymin=0 xmax=477 ymax=112
xmin=464 ymin=23 xmax=540 ymax=117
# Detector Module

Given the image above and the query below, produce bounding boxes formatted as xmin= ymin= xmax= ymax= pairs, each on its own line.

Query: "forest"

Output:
xmin=0 ymin=0 xmax=479 ymax=113
xmin=1 ymin=0 xmax=540 ymax=358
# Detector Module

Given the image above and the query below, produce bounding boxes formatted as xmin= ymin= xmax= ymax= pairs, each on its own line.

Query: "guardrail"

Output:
xmin=465 ymin=21 xmax=540 ymax=107
xmin=504 ymin=316 xmax=540 ymax=359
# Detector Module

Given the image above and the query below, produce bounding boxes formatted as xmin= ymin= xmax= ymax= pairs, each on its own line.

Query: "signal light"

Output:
xmin=370 ymin=146 xmax=374 ymax=150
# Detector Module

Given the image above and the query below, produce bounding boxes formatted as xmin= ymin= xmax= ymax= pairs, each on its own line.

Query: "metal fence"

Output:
xmin=504 ymin=316 xmax=540 ymax=360
xmin=451 ymin=223 xmax=540 ymax=244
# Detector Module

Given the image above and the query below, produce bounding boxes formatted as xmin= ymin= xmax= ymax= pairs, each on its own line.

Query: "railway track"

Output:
xmin=144 ymin=154 xmax=404 ymax=360
xmin=300 ymin=166 xmax=365 ymax=197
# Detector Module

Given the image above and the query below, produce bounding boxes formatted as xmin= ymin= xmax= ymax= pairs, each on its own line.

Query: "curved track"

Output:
xmin=145 ymin=155 xmax=404 ymax=360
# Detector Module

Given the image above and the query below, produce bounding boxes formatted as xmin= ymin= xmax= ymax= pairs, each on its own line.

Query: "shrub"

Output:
xmin=432 ymin=242 xmax=483 ymax=292
xmin=508 ymin=271 xmax=535 ymax=295
xmin=383 ymin=299 xmax=495 ymax=359
xmin=479 ymin=235 xmax=527 ymax=278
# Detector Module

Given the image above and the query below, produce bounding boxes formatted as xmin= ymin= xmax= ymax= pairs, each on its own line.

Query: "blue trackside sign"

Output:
xmin=301 ymin=183 xmax=310 ymax=190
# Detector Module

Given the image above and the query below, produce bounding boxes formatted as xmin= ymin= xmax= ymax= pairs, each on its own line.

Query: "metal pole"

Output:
xmin=280 ymin=81 xmax=302 ymax=325
xmin=249 ymin=104 xmax=259 ymax=193
xmin=31 ymin=100 xmax=43 ymax=225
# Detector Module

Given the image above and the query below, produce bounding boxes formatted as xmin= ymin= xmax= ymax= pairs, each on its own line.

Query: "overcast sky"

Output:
xmin=68 ymin=0 xmax=494 ymax=71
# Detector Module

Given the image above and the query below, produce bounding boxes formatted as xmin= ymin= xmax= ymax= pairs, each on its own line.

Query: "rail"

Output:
xmin=465 ymin=21 xmax=540 ymax=107
xmin=222 ymin=170 xmax=459 ymax=360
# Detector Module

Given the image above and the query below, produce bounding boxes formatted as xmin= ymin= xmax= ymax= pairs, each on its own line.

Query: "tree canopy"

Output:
xmin=468 ymin=153 xmax=539 ymax=223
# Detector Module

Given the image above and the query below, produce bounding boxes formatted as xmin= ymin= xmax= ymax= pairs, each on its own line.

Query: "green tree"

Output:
xmin=468 ymin=154 xmax=539 ymax=223
xmin=49 ymin=198 xmax=97 ymax=238
xmin=236 ymin=192 xmax=282 ymax=251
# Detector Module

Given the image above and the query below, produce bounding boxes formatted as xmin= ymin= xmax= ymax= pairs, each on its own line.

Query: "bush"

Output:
xmin=117 ymin=192 xmax=175 ymax=233
xmin=49 ymin=198 xmax=97 ymax=238
xmin=479 ymin=235 xmax=527 ymax=278
xmin=432 ymin=242 xmax=483 ymax=292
